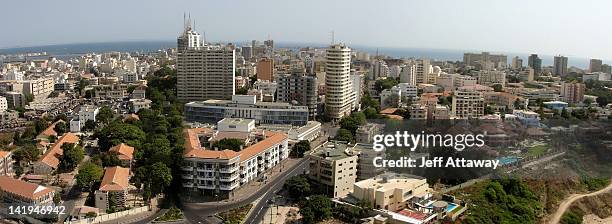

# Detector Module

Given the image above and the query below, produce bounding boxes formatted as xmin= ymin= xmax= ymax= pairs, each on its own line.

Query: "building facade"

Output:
xmin=308 ymin=142 xmax=358 ymax=198
xmin=325 ymin=44 xmax=354 ymax=120
xmin=451 ymin=90 xmax=484 ymax=119
xmin=275 ymin=73 xmax=318 ymax=119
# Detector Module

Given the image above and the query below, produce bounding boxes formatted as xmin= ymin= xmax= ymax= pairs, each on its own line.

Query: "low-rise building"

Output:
xmin=353 ymin=174 xmax=431 ymax=211
xmin=513 ymin=110 xmax=540 ymax=127
xmin=356 ymin=123 xmax=381 ymax=144
xmin=181 ymin=119 xmax=289 ymax=198
xmin=287 ymin=121 xmax=321 ymax=142
xmin=184 ymin=95 xmax=309 ymax=126
xmin=95 ymin=166 xmax=130 ymax=211
xmin=0 ymin=151 xmax=14 ymax=176
xmin=129 ymin=99 xmax=151 ymax=113
xmin=0 ymin=176 xmax=56 ymax=205
xmin=308 ymin=142 xmax=358 ymax=198
xmin=109 ymin=143 xmax=135 ymax=167
xmin=33 ymin=133 xmax=80 ymax=174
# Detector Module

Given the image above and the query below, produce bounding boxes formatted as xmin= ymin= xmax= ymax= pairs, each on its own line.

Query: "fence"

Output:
xmin=65 ymin=206 xmax=149 ymax=224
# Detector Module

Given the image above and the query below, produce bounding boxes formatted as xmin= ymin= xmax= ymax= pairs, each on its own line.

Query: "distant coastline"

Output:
xmin=0 ymin=40 xmax=600 ymax=69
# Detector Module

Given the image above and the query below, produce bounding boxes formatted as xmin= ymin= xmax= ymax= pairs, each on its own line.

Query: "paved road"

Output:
xmin=548 ymin=180 xmax=612 ymax=224
xmin=244 ymin=160 xmax=309 ymax=224
xmin=182 ymin=158 xmax=309 ymax=224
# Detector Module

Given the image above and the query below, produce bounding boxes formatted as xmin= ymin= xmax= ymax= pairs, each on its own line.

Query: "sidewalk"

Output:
xmin=225 ymin=158 xmax=300 ymax=202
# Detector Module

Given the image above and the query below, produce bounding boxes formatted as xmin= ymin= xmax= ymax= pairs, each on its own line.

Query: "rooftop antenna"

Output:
xmin=203 ymin=31 xmax=207 ymax=45
xmin=183 ymin=12 xmax=187 ymax=31
xmin=331 ymin=30 xmax=335 ymax=45
xmin=187 ymin=13 xmax=192 ymax=30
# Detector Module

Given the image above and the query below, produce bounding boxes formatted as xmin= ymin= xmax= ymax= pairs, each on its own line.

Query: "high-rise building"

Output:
xmin=511 ymin=56 xmax=523 ymax=69
xmin=177 ymin=15 xmax=202 ymax=51
xmin=256 ymin=58 xmax=274 ymax=81
xmin=589 ymin=59 xmax=603 ymax=73
xmin=325 ymin=44 xmax=354 ymax=120
xmin=601 ymin=64 xmax=612 ymax=74
xmin=528 ymin=54 xmax=542 ymax=75
xmin=553 ymin=55 xmax=568 ymax=76
xmin=275 ymin=72 xmax=318 ymax=119
xmin=451 ymin=90 xmax=484 ymax=119
xmin=399 ymin=64 xmax=416 ymax=85
xmin=370 ymin=60 xmax=389 ymax=79
xmin=463 ymin=52 xmax=507 ymax=69
xmin=414 ymin=59 xmax=431 ymax=84
xmin=477 ymin=70 xmax=506 ymax=87
xmin=176 ymin=20 xmax=235 ymax=102
xmin=560 ymin=82 xmax=585 ymax=104
xmin=241 ymin=46 xmax=253 ymax=61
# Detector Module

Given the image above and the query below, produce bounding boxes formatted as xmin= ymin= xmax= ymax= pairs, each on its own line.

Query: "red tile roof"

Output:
xmin=109 ymin=143 xmax=134 ymax=161
xmin=184 ymin=128 xmax=287 ymax=161
xmin=99 ymin=166 xmax=130 ymax=192
xmin=0 ymin=175 xmax=55 ymax=201
xmin=38 ymin=133 xmax=79 ymax=169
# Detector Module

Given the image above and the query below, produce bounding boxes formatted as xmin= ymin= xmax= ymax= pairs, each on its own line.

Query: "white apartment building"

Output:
xmin=0 ymin=96 xmax=7 ymax=112
xmin=182 ymin=119 xmax=289 ymax=198
xmin=129 ymin=99 xmax=151 ymax=113
xmin=380 ymin=86 xmax=401 ymax=109
xmin=353 ymin=174 xmax=431 ymax=211
xmin=23 ymin=77 xmax=54 ymax=99
xmin=400 ymin=64 xmax=416 ymax=85
xmin=414 ymin=59 xmax=432 ymax=84
xmin=478 ymin=70 xmax=506 ymax=87
xmin=70 ymin=105 xmax=99 ymax=133
xmin=455 ymin=75 xmax=477 ymax=88
xmin=396 ymin=83 xmax=418 ymax=99
xmin=325 ymin=44 xmax=355 ymax=120
xmin=452 ymin=90 xmax=484 ymax=119
xmin=308 ymin=142 xmax=359 ymax=198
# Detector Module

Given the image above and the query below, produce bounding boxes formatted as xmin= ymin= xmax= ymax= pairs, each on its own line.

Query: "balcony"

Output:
xmin=219 ymin=166 xmax=239 ymax=173
xmin=182 ymin=174 xmax=194 ymax=179
xmin=182 ymin=182 xmax=194 ymax=188
xmin=181 ymin=166 xmax=194 ymax=171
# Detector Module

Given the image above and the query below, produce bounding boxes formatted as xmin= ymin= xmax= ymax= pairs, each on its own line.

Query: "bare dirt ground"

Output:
xmin=548 ymin=181 xmax=612 ymax=224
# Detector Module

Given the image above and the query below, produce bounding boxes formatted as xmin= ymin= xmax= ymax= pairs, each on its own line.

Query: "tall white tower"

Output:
xmin=325 ymin=44 xmax=354 ymax=120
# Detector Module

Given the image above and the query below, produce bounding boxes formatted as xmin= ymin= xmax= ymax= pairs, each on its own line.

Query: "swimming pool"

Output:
xmin=446 ymin=203 xmax=458 ymax=212
xmin=498 ymin=156 xmax=521 ymax=166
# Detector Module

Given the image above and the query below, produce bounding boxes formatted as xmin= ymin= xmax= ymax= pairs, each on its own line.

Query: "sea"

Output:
xmin=0 ymin=41 xmax=600 ymax=69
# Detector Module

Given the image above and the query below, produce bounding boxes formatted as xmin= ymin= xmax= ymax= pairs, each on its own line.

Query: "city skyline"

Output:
xmin=2 ymin=0 xmax=612 ymax=60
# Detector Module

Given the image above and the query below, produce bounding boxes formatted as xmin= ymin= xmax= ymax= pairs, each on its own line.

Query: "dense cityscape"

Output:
xmin=0 ymin=4 xmax=612 ymax=224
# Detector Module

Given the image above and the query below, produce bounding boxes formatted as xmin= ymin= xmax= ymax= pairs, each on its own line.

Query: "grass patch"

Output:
xmin=155 ymin=207 xmax=183 ymax=222
xmin=526 ymin=144 xmax=548 ymax=157
xmin=218 ymin=204 xmax=252 ymax=224
xmin=560 ymin=210 xmax=584 ymax=224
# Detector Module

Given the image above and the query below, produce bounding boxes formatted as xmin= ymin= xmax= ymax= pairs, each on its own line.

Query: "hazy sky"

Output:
xmin=2 ymin=0 xmax=611 ymax=59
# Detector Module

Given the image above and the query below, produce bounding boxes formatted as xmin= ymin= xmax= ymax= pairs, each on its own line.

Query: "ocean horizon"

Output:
xmin=0 ymin=40 xmax=602 ymax=69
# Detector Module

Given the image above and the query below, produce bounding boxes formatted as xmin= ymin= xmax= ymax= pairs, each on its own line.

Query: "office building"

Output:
xmin=560 ymin=82 xmax=585 ymax=104
xmin=528 ymin=54 xmax=542 ymax=75
xmin=308 ymin=142 xmax=358 ymax=198
xmin=256 ymin=58 xmax=274 ymax=81
xmin=0 ymin=176 xmax=56 ymax=205
xmin=463 ymin=52 xmax=507 ymax=69
xmin=451 ymin=90 xmax=484 ymax=119
xmin=511 ymin=56 xmax=523 ymax=69
xmin=325 ymin=44 xmax=354 ymax=120
xmin=275 ymin=73 xmax=318 ymax=119
xmin=95 ymin=166 xmax=130 ymax=211
xmin=181 ymin=120 xmax=289 ymax=197
xmin=553 ymin=55 xmax=568 ymax=76
xmin=185 ymin=95 xmax=309 ymax=126
xmin=352 ymin=174 xmax=431 ymax=211
xmin=589 ymin=59 xmax=603 ymax=73
xmin=176 ymin=19 xmax=235 ymax=102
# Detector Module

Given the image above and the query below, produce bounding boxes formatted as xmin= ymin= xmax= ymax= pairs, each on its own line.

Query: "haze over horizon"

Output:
xmin=2 ymin=0 xmax=612 ymax=61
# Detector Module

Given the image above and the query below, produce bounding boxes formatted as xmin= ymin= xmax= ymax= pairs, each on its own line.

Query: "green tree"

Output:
xmin=284 ymin=175 xmax=311 ymax=199
xmin=583 ymin=98 xmax=593 ymax=106
xmin=596 ymin=96 xmax=608 ymax=107
xmin=291 ymin=140 xmax=310 ymax=158
xmin=96 ymin=106 xmax=113 ymax=125
xmin=53 ymin=193 xmax=61 ymax=204
xmin=132 ymin=162 xmax=172 ymax=201
xmin=236 ymin=86 xmax=249 ymax=95
xmin=374 ymin=78 xmax=399 ymax=93
xmin=24 ymin=93 xmax=34 ymax=103
xmin=75 ymin=162 xmax=103 ymax=190
xmin=53 ymin=122 xmax=67 ymax=136
xmin=95 ymin=121 xmax=145 ymax=151
xmin=335 ymin=128 xmax=354 ymax=142
xmin=300 ymin=195 xmax=332 ymax=223
xmin=492 ymin=84 xmax=503 ymax=92
xmin=363 ymin=107 xmax=379 ymax=119
xmin=485 ymin=105 xmax=494 ymax=115
xmin=58 ymin=143 xmax=84 ymax=172
xmin=212 ymin=138 xmax=244 ymax=151
xmin=84 ymin=119 xmax=97 ymax=131
xmin=382 ymin=93 xmax=400 ymax=108
xmin=12 ymin=144 xmax=40 ymax=164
